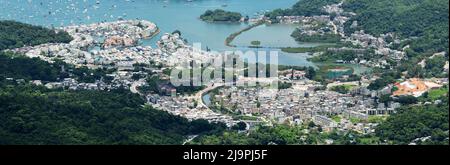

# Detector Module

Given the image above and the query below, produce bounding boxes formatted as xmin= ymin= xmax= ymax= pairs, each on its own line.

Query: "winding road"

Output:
xmin=194 ymin=77 xmax=278 ymax=110
xmin=130 ymin=79 xmax=146 ymax=95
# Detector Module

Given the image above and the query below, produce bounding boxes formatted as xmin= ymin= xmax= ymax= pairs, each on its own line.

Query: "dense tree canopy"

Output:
xmin=343 ymin=0 xmax=449 ymax=54
xmin=0 ymin=20 xmax=72 ymax=50
xmin=341 ymin=0 xmax=450 ymax=79
xmin=0 ymin=52 xmax=112 ymax=83
xmin=265 ymin=0 xmax=341 ymax=22
xmin=376 ymin=101 xmax=449 ymax=145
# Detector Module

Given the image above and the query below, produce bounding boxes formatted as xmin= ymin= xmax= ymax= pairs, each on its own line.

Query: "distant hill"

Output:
xmin=343 ymin=0 xmax=449 ymax=54
xmin=0 ymin=20 xmax=72 ymax=50
xmin=265 ymin=0 xmax=341 ymax=22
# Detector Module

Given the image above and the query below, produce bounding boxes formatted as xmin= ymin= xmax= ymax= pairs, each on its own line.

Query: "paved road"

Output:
xmin=194 ymin=82 xmax=227 ymax=109
xmin=130 ymin=79 xmax=146 ymax=95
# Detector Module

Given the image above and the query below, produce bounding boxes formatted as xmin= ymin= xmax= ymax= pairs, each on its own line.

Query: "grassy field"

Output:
xmin=331 ymin=115 xmax=342 ymax=123
xmin=313 ymin=64 xmax=354 ymax=82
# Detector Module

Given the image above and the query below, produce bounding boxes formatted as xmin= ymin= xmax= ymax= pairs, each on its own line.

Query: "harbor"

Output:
xmin=0 ymin=0 xmax=315 ymax=66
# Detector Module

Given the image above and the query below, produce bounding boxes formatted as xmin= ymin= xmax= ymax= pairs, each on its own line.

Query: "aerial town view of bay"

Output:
xmin=0 ymin=0 xmax=448 ymax=152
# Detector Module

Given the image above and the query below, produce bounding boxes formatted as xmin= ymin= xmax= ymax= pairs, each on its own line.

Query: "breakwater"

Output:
xmin=225 ymin=20 xmax=265 ymax=47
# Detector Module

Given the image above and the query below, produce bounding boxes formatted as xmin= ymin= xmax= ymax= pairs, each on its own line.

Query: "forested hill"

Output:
xmin=0 ymin=20 xmax=73 ymax=50
xmin=0 ymin=83 xmax=225 ymax=144
xmin=343 ymin=0 xmax=449 ymax=54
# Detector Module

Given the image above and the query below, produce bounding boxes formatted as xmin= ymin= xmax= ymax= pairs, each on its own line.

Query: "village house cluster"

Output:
xmin=274 ymin=2 xmax=349 ymax=38
xmin=272 ymin=2 xmax=412 ymax=69
xmin=17 ymin=20 xmax=159 ymax=68
xmin=6 ymin=19 xmax=237 ymax=125
xmin=147 ymin=93 xmax=235 ymax=126
xmin=207 ymin=76 xmax=399 ymax=134
xmin=345 ymin=30 xmax=406 ymax=66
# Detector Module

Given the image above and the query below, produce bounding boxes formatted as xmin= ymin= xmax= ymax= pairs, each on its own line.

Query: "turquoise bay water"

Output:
xmin=232 ymin=24 xmax=301 ymax=48
xmin=0 ymin=0 xmax=316 ymax=66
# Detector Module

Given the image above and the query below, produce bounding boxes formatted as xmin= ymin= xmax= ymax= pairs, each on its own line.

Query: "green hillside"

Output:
xmin=0 ymin=20 xmax=72 ymax=50
xmin=0 ymin=83 xmax=225 ymax=144
xmin=265 ymin=0 xmax=340 ymax=19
